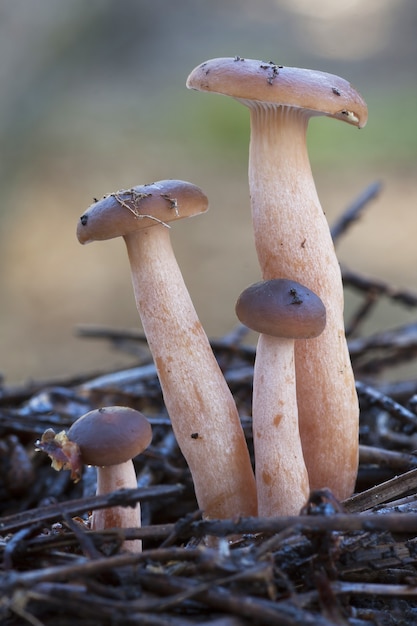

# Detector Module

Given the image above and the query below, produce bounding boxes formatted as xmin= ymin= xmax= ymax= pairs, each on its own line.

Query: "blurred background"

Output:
xmin=0 ymin=0 xmax=416 ymax=384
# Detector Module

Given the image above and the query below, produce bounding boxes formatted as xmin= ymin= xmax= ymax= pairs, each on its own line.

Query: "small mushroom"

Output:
xmin=187 ymin=58 xmax=367 ymax=500
xmin=76 ymin=180 xmax=257 ymax=520
xmin=37 ymin=406 xmax=152 ymax=552
xmin=236 ymin=279 xmax=326 ymax=517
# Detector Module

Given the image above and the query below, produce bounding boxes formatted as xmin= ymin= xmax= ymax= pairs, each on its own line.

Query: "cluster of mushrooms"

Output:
xmin=37 ymin=57 xmax=368 ymax=552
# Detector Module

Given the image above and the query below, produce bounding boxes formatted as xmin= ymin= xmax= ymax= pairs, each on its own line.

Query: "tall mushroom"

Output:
xmin=187 ymin=59 xmax=368 ymax=500
xmin=236 ymin=279 xmax=326 ymax=516
xmin=76 ymin=180 xmax=257 ymax=520
xmin=36 ymin=406 xmax=152 ymax=552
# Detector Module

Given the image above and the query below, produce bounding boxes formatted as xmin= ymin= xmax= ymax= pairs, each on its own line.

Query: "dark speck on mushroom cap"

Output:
xmin=67 ymin=406 xmax=152 ymax=466
xmin=235 ymin=278 xmax=326 ymax=339
xmin=76 ymin=179 xmax=208 ymax=244
xmin=187 ymin=57 xmax=368 ymax=128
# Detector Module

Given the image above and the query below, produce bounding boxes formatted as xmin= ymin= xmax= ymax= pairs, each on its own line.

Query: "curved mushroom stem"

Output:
xmin=93 ymin=460 xmax=142 ymax=553
xmin=124 ymin=226 xmax=257 ymax=519
xmin=253 ymin=333 xmax=309 ymax=516
xmin=248 ymin=104 xmax=359 ymax=500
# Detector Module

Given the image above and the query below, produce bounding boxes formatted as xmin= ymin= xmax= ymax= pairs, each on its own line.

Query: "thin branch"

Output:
xmin=342 ymin=267 xmax=417 ymax=308
xmin=359 ymin=444 xmax=417 ymax=471
xmin=331 ymin=180 xmax=382 ymax=242
xmin=0 ymin=484 xmax=183 ymax=533
xmin=355 ymin=380 xmax=417 ymax=425
xmin=343 ymin=467 xmax=417 ymax=513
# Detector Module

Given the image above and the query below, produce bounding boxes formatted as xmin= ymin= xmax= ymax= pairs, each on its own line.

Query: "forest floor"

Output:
xmin=2 ymin=182 xmax=417 ymax=625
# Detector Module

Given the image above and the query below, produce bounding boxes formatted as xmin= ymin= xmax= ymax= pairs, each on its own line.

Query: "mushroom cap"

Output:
xmin=68 ymin=406 xmax=152 ymax=466
xmin=187 ymin=57 xmax=368 ymax=128
xmin=77 ymin=179 xmax=208 ymax=244
xmin=235 ymin=279 xmax=326 ymax=339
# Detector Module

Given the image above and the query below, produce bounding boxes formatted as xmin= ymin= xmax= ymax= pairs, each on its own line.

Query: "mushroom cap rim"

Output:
xmin=187 ymin=57 xmax=368 ymax=128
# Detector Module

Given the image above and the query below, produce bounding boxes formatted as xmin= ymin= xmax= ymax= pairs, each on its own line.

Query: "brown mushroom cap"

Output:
xmin=77 ymin=179 xmax=208 ymax=244
xmin=68 ymin=406 xmax=152 ymax=466
xmin=235 ymin=279 xmax=326 ymax=339
xmin=187 ymin=57 xmax=368 ymax=128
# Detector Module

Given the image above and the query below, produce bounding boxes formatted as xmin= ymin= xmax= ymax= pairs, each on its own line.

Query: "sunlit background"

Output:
xmin=0 ymin=0 xmax=416 ymax=384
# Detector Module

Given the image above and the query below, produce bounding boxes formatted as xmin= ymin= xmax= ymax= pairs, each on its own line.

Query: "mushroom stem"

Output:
xmin=248 ymin=104 xmax=358 ymax=499
xmin=93 ymin=460 xmax=142 ymax=553
xmin=253 ymin=333 xmax=309 ymax=516
xmin=124 ymin=226 xmax=257 ymax=519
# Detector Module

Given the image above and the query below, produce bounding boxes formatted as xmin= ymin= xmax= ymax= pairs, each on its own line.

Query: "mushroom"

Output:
xmin=77 ymin=180 xmax=257 ymax=520
xmin=236 ymin=279 xmax=326 ymax=516
xmin=187 ymin=59 xmax=368 ymax=500
xmin=36 ymin=406 xmax=152 ymax=552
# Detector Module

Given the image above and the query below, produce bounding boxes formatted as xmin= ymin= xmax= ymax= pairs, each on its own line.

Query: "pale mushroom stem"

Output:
xmin=93 ymin=460 xmax=142 ymax=553
xmin=124 ymin=225 xmax=257 ymax=519
xmin=248 ymin=104 xmax=359 ymax=500
xmin=253 ymin=333 xmax=309 ymax=517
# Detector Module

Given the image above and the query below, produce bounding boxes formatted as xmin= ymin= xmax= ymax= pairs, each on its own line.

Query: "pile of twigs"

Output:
xmin=2 ymin=182 xmax=417 ymax=625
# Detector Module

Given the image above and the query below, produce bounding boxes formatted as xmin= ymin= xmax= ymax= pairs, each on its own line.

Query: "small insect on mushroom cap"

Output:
xmin=68 ymin=406 xmax=152 ymax=467
xmin=235 ymin=278 xmax=326 ymax=340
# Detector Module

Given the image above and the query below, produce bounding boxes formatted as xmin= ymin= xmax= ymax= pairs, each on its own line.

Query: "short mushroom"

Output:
xmin=187 ymin=58 xmax=367 ymax=500
xmin=37 ymin=406 xmax=152 ymax=552
xmin=77 ymin=180 xmax=257 ymax=520
xmin=236 ymin=279 xmax=326 ymax=516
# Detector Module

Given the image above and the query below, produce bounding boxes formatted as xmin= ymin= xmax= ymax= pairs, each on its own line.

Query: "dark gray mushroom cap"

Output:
xmin=68 ymin=406 xmax=152 ymax=466
xmin=235 ymin=279 xmax=326 ymax=339
xmin=77 ymin=179 xmax=208 ymax=244
xmin=187 ymin=57 xmax=368 ymax=128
